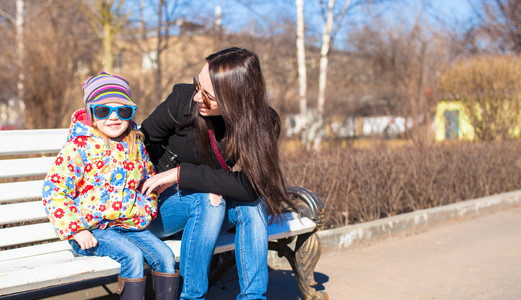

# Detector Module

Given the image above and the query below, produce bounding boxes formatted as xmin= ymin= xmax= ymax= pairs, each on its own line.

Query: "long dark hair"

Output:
xmin=192 ymin=47 xmax=293 ymax=216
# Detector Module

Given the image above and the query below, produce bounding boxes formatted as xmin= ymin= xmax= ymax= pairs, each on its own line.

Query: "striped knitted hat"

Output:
xmin=82 ymin=71 xmax=136 ymax=122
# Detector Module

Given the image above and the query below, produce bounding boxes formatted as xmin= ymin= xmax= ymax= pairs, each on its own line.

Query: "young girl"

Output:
xmin=42 ymin=72 xmax=178 ymax=300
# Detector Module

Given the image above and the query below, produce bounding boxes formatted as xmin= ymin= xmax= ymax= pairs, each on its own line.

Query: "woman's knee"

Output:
xmin=181 ymin=193 xmax=226 ymax=247
xmin=209 ymin=193 xmax=223 ymax=207
xmin=234 ymin=200 xmax=267 ymax=224
xmin=191 ymin=192 xmax=226 ymax=223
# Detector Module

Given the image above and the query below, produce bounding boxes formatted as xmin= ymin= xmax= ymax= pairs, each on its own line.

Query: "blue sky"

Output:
xmin=183 ymin=0 xmax=475 ymax=31
xmin=132 ymin=0 xmax=476 ymax=44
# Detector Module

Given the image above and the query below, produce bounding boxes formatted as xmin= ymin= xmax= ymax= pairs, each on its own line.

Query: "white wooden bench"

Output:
xmin=0 ymin=129 xmax=327 ymax=300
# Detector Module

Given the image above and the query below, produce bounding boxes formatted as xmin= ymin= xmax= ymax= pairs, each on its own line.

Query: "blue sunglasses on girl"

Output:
xmin=91 ymin=104 xmax=136 ymax=120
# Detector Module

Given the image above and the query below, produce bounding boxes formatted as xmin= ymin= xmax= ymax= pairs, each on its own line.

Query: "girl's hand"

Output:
xmin=141 ymin=167 xmax=178 ymax=197
xmin=72 ymin=230 xmax=97 ymax=250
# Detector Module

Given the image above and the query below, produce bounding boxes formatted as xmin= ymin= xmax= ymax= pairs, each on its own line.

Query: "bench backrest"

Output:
xmin=0 ymin=129 xmax=69 ymax=250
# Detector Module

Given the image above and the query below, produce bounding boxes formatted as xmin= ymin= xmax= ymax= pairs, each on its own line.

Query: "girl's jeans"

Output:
xmin=69 ymin=227 xmax=176 ymax=278
xmin=147 ymin=187 xmax=268 ymax=300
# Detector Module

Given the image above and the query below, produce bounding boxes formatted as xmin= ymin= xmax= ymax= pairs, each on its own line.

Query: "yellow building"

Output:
xmin=434 ymin=101 xmax=475 ymax=141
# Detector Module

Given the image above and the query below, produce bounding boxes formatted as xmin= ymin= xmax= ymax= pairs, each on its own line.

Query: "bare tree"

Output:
xmin=300 ymin=0 xmax=394 ymax=150
xmin=0 ymin=0 xmax=29 ymax=104
xmin=296 ymin=0 xmax=308 ymax=144
xmin=295 ymin=0 xmax=353 ymax=150
xmin=471 ymin=0 xmax=521 ymax=54
xmin=310 ymin=0 xmax=353 ymax=150
xmin=78 ymin=0 xmax=128 ymax=72
xmin=152 ymin=0 xmax=188 ymax=103
xmin=23 ymin=0 xmax=97 ymax=129
xmin=122 ymin=0 xmax=196 ymax=120
xmin=0 ymin=2 xmax=18 ymax=107
xmin=347 ymin=16 xmax=449 ymax=145
xmin=0 ymin=0 xmax=25 ymax=126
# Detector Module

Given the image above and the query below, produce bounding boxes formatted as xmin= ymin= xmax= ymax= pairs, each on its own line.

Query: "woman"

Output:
xmin=141 ymin=47 xmax=294 ymax=300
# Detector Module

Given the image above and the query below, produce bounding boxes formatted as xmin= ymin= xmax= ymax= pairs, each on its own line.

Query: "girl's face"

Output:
xmin=92 ymin=103 xmax=130 ymax=139
xmin=193 ymin=63 xmax=221 ymax=116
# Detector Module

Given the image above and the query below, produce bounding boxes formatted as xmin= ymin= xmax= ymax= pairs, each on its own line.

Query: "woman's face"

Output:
xmin=194 ymin=63 xmax=221 ymax=117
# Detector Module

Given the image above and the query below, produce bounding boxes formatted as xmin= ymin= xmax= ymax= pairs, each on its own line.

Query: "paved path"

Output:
xmin=209 ymin=206 xmax=521 ymax=299
xmin=47 ymin=206 xmax=521 ymax=299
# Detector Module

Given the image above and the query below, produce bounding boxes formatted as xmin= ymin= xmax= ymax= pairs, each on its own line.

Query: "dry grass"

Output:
xmin=282 ymin=140 xmax=521 ymax=229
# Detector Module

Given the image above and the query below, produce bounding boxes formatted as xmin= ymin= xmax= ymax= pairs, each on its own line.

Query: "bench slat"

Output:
xmin=0 ymin=211 xmax=314 ymax=251
xmin=0 ymin=129 xmax=68 ymax=156
xmin=0 ymin=212 xmax=315 ymax=256
xmin=0 ymin=156 xmax=56 ymax=179
xmin=0 ymin=241 xmax=71 ymax=262
xmin=0 ymin=180 xmax=43 ymax=203
xmin=0 ymin=249 xmax=76 ymax=270
xmin=214 ymin=212 xmax=317 ymax=253
xmin=0 ymin=201 xmax=47 ymax=225
xmin=0 ymin=256 xmax=120 ymax=296
xmin=0 ymin=223 xmax=58 ymax=248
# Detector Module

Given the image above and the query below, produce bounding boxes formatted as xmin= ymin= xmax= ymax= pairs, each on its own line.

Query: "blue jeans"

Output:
xmin=69 ymin=227 xmax=176 ymax=278
xmin=148 ymin=187 xmax=268 ymax=300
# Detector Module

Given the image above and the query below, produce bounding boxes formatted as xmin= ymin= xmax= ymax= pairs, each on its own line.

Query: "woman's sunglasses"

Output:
xmin=193 ymin=76 xmax=215 ymax=109
xmin=91 ymin=104 xmax=136 ymax=120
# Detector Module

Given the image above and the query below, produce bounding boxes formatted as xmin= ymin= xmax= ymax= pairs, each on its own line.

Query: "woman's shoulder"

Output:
xmin=166 ymin=83 xmax=194 ymax=117
xmin=161 ymin=83 xmax=193 ymax=109
xmin=170 ymin=83 xmax=195 ymax=100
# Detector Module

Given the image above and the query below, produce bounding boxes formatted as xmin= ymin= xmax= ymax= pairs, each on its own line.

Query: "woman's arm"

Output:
xmin=142 ymin=162 xmax=258 ymax=202
xmin=179 ymin=163 xmax=258 ymax=202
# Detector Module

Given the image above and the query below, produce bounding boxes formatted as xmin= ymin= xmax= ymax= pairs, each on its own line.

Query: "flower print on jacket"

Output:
xmin=42 ymin=109 xmax=157 ymax=240
xmin=111 ymin=167 xmax=127 ymax=186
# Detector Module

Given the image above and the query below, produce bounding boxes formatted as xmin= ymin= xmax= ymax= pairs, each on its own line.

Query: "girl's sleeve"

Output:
xmin=141 ymin=144 xmax=158 ymax=217
xmin=42 ymin=141 xmax=87 ymax=240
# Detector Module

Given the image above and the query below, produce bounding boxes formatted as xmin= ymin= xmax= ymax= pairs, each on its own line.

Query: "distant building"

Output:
xmin=285 ymin=112 xmax=410 ymax=139
xmin=434 ymin=101 xmax=474 ymax=141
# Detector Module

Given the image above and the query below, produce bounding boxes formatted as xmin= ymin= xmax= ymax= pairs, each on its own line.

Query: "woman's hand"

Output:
xmin=141 ymin=167 xmax=178 ymax=197
xmin=72 ymin=230 xmax=97 ymax=250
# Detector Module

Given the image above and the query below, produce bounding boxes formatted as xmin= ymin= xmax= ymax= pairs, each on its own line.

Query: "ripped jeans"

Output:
xmin=147 ymin=187 xmax=268 ymax=300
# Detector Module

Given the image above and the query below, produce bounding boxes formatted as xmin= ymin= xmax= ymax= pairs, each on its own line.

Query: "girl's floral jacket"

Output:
xmin=42 ymin=109 xmax=157 ymax=240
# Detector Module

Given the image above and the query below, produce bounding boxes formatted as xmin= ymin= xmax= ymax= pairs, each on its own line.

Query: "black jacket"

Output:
xmin=141 ymin=83 xmax=258 ymax=202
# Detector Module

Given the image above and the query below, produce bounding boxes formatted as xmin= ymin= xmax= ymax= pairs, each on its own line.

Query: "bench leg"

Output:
xmin=269 ymin=232 xmax=328 ymax=300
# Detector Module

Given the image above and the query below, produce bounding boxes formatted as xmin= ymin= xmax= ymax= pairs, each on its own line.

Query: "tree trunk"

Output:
xmin=155 ymin=0 xmax=164 ymax=103
xmin=296 ymin=0 xmax=309 ymax=148
xmin=16 ymin=0 xmax=25 ymax=126
xmin=312 ymin=0 xmax=335 ymax=151
xmin=103 ymin=21 xmax=114 ymax=72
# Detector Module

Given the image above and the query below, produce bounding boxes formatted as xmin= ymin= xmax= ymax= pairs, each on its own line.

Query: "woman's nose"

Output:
xmin=193 ymin=91 xmax=203 ymax=103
